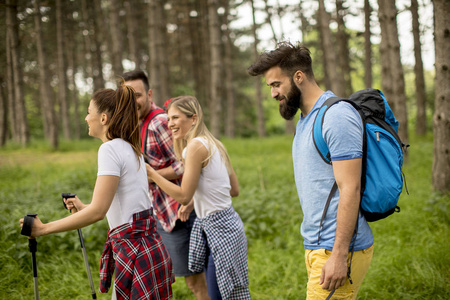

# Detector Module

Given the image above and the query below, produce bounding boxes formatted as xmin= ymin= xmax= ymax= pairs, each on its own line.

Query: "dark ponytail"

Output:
xmin=92 ymin=81 xmax=141 ymax=159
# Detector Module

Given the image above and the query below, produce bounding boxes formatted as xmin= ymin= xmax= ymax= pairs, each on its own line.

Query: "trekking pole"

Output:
xmin=61 ymin=193 xmax=97 ymax=299
xmin=21 ymin=213 xmax=40 ymax=300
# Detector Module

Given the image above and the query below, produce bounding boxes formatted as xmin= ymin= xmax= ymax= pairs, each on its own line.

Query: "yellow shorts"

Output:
xmin=304 ymin=245 xmax=374 ymax=300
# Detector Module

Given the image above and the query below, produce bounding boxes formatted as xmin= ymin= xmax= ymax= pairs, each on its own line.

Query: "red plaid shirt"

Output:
xmin=99 ymin=208 xmax=174 ymax=299
xmin=141 ymin=103 xmax=183 ymax=232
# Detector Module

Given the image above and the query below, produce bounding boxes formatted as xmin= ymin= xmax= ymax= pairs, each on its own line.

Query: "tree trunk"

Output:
xmin=109 ymin=0 xmax=124 ymax=78
xmin=377 ymin=0 xmax=409 ymax=145
xmin=223 ymin=0 xmax=235 ymax=138
xmin=148 ymin=0 xmax=161 ymax=105
xmin=263 ymin=0 xmax=278 ymax=46
xmin=125 ymin=0 xmax=142 ymax=70
xmin=364 ymin=0 xmax=373 ymax=88
xmin=92 ymin=0 xmax=106 ymax=90
xmin=411 ymin=0 xmax=427 ymax=136
xmin=33 ymin=0 xmax=58 ymax=149
xmin=335 ymin=0 xmax=352 ymax=96
xmin=317 ymin=0 xmax=344 ymax=97
xmin=208 ymin=0 xmax=222 ymax=138
xmin=432 ymin=0 xmax=450 ymax=192
xmin=158 ymin=2 xmax=170 ymax=103
xmin=0 ymin=75 xmax=7 ymax=146
xmin=66 ymin=27 xmax=80 ymax=139
xmin=299 ymin=0 xmax=310 ymax=44
xmin=6 ymin=20 xmax=17 ymax=141
xmin=80 ymin=0 xmax=94 ymax=87
xmin=56 ymin=0 xmax=71 ymax=139
xmin=250 ymin=0 xmax=266 ymax=138
xmin=6 ymin=0 xmax=29 ymax=146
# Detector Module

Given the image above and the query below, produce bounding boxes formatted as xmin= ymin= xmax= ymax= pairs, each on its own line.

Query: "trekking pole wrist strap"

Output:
xmin=21 ymin=213 xmax=37 ymax=237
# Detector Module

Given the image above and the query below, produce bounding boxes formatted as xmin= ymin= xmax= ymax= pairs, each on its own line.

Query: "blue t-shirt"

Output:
xmin=293 ymin=91 xmax=373 ymax=251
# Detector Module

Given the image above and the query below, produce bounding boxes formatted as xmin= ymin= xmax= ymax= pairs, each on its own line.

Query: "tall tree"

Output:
xmin=250 ymin=0 xmax=266 ymax=137
xmin=223 ymin=0 xmax=236 ymax=138
xmin=109 ymin=0 xmax=124 ymax=78
xmin=317 ymin=0 xmax=345 ymax=97
xmin=263 ymin=0 xmax=278 ymax=46
xmin=33 ymin=0 xmax=58 ymax=148
xmin=432 ymin=0 xmax=450 ymax=192
xmin=125 ymin=0 xmax=142 ymax=70
xmin=148 ymin=0 xmax=162 ymax=105
xmin=411 ymin=0 xmax=427 ymax=135
xmin=6 ymin=0 xmax=29 ymax=146
xmin=92 ymin=0 xmax=106 ymax=90
xmin=0 ymin=76 xmax=7 ymax=146
xmin=377 ymin=0 xmax=409 ymax=145
xmin=6 ymin=14 xmax=17 ymax=141
xmin=208 ymin=0 xmax=222 ymax=137
xmin=364 ymin=0 xmax=373 ymax=88
xmin=335 ymin=0 xmax=352 ymax=95
xmin=157 ymin=3 xmax=170 ymax=103
xmin=56 ymin=0 xmax=71 ymax=139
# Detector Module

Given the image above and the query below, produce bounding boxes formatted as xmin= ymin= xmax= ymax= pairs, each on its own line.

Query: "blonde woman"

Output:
xmin=146 ymin=96 xmax=250 ymax=300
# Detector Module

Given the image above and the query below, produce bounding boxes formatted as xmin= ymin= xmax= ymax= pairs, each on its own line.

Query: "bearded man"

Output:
xmin=248 ymin=42 xmax=374 ymax=300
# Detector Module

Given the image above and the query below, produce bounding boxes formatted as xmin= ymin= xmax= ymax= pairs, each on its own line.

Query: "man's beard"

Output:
xmin=279 ymin=81 xmax=301 ymax=120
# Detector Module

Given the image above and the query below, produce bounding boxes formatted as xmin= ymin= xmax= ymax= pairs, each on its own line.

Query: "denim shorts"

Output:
xmin=156 ymin=210 xmax=200 ymax=277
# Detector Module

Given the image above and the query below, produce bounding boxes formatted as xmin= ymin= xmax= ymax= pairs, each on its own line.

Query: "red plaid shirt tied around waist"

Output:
xmin=99 ymin=208 xmax=174 ymax=300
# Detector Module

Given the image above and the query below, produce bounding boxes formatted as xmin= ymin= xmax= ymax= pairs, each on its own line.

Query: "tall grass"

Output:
xmin=0 ymin=135 xmax=448 ymax=299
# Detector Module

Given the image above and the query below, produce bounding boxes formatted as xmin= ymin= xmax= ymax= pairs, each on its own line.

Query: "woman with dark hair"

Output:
xmin=146 ymin=96 xmax=250 ymax=300
xmin=20 ymin=82 xmax=174 ymax=300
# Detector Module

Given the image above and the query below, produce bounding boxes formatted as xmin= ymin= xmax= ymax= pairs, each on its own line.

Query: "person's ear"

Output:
xmin=293 ymin=70 xmax=304 ymax=86
xmin=147 ymin=89 xmax=153 ymax=102
xmin=101 ymin=113 xmax=108 ymax=125
xmin=192 ymin=114 xmax=197 ymax=126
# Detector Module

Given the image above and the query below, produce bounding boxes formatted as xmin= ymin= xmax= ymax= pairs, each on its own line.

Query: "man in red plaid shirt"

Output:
xmin=123 ymin=71 xmax=209 ymax=300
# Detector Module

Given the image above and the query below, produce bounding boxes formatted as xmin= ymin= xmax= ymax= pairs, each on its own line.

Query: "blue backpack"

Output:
xmin=312 ymin=88 xmax=407 ymax=223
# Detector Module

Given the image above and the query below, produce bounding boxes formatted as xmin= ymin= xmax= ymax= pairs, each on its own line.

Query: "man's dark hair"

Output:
xmin=122 ymin=70 xmax=150 ymax=91
xmin=247 ymin=41 xmax=314 ymax=79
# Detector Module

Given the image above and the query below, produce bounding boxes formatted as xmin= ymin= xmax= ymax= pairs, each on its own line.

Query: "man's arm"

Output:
xmin=147 ymin=165 xmax=181 ymax=183
xmin=320 ymin=158 xmax=362 ymax=291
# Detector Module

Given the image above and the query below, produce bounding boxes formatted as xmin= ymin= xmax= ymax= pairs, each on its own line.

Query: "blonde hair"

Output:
xmin=167 ymin=96 xmax=232 ymax=173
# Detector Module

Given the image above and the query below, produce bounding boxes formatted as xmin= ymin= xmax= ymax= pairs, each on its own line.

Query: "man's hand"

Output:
xmin=319 ymin=252 xmax=348 ymax=291
xmin=178 ymin=199 xmax=194 ymax=222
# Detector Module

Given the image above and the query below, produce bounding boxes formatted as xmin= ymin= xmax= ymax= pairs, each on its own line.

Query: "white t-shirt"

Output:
xmin=97 ymin=138 xmax=152 ymax=229
xmin=184 ymin=137 xmax=232 ymax=218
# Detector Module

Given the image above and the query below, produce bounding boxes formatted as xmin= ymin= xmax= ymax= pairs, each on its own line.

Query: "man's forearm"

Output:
xmin=333 ymin=188 xmax=360 ymax=256
xmin=157 ymin=166 xmax=181 ymax=181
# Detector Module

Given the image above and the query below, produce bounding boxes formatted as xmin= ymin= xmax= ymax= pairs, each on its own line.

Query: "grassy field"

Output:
xmin=0 ymin=134 xmax=448 ymax=299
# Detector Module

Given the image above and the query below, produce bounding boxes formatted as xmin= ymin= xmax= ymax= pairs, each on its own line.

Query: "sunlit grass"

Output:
xmin=0 ymin=134 xmax=448 ymax=299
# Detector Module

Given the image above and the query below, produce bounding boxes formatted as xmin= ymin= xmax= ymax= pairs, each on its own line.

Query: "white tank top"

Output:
xmin=183 ymin=137 xmax=232 ymax=218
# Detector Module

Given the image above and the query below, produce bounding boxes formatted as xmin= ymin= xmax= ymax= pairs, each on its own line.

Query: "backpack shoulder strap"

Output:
xmin=140 ymin=108 xmax=166 ymax=154
xmin=312 ymin=96 xmax=343 ymax=164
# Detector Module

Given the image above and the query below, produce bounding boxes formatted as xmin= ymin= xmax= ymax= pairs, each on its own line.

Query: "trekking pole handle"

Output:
xmin=21 ymin=213 xmax=38 ymax=237
xmin=61 ymin=193 xmax=77 ymax=214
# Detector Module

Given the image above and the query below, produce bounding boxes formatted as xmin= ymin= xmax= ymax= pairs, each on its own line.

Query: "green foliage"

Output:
xmin=0 ymin=135 xmax=448 ymax=299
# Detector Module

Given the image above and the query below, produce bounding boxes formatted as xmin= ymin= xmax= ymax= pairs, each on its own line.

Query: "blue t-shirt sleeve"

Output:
xmin=322 ymin=102 xmax=363 ymax=161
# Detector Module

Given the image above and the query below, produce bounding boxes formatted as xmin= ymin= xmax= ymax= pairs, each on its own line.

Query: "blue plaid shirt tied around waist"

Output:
xmin=99 ymin=208 xmax=174 ymax=300
xmin=189 ymin=206 xmax=251 ymax=299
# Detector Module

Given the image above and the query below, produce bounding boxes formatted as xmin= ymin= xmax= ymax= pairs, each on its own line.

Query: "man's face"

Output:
xmin=124 ymin=79 xmax=152 ymax=120
xmin=264 ymin=66 xmax=301 ymax=120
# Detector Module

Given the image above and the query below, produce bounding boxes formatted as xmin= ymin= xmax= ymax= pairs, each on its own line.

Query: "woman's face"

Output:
xmin=85 ymin=100 xmax=104 ymax=139
xmin=167 ymin=106 xmax=195 ymax=140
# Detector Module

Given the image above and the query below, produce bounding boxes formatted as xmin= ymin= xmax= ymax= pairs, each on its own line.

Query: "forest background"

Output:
xmin=1 ymin=0 xmax=449 ymax=299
